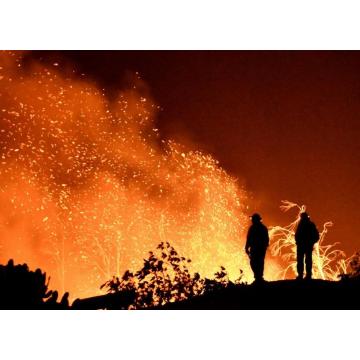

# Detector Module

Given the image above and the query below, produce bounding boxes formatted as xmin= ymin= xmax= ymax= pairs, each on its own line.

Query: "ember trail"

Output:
xmin=0 ymin=52 xmax=347 ymax=300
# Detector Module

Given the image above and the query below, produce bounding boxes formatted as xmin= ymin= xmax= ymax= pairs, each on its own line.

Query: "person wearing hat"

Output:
xmin=245 ymin=213 xmax=269 ymax=283
xmin=295 ymin=212 xmax=319 ymax=280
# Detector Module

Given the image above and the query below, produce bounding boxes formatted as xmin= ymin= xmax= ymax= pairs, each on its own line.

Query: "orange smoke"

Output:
xmin=0 ymin=51 xmax=278 ymax=299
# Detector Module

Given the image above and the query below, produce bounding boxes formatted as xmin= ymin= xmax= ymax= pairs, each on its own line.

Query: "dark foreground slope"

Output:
xmin=3 ymin=278 xmax=359 ymax=309
xmin=157 ymin=279 xmax=360 ymax=310
xmin=71 ymin=278 xmax=360 ymax=310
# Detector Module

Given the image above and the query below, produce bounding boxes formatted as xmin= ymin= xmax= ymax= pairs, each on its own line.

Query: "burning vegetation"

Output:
xmin=0 ymin=51 xmax=355 ymax=304
xmin=0 ymin=51 xmax=255 ymax=299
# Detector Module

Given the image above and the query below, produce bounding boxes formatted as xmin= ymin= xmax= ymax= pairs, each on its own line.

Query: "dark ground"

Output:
xmin=70 ymin=278 xmax=360 ymax=310
xmin=157 ymin=279 xmax=360 ymax=310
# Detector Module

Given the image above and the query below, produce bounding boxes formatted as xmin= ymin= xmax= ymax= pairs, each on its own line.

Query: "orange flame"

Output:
xmin=269 ymin=200 xmax=348 ymax=280
xmin=0 ymin=51 xmax=282 ymax=298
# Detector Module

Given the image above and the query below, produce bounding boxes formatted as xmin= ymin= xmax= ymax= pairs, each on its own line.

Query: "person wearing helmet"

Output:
xmin=245 ymin=213 xmax=269 ymax=283
xmin=295 ymin=212 xmax=320 ymax=280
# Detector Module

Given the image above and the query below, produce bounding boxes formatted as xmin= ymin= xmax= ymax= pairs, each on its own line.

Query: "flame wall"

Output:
xmin=0 ymin=51 xmax=279 ymax=298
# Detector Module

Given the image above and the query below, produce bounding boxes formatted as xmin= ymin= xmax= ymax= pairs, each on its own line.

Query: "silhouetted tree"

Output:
xmin=0 ymin=259 xmax=69 ymax=309
xmin=101 ymin=242 xmax=244 ymax=309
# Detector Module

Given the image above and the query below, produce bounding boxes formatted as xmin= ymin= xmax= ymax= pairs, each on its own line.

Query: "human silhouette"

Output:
xmin=245 ymin=213 xmax=269 ymax=283
xmin=295 ymin=212 xmax=319 ymax=280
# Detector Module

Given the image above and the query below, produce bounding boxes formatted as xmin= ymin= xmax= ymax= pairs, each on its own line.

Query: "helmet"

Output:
xmin=250 ymin=213 xmax=262 ymax=222
xmin=300 ymin=212 xmax=310 ymax=220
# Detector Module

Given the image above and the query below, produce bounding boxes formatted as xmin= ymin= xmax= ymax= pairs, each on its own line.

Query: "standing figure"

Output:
xmin=295 ymin=212 xmax=319 ymax=280
xmin=245 ymin=213 xmax=269 ymax=283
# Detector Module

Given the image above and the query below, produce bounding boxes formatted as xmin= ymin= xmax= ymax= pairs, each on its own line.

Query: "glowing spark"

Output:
xmin=270 ymin=200 xmax=348 ymax=280
xmin=0 ymin=51 xmax=260 ymax=299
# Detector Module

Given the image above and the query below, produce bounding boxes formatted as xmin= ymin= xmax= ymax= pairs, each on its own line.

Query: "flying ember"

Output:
xmin=0 ymin=51 xmax=348 ymax=301
xmin=1 ymin=51 xmax=284 ymax=298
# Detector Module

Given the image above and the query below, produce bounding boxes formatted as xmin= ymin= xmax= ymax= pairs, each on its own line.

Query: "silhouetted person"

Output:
xmin=295 ymin=212 xmax=319 ymax=280
xmin=245 ymin=213 xmax=269 ymax=283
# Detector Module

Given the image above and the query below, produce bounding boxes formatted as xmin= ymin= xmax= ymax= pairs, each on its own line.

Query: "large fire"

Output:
xmin=1 ymin=52 xmax=348 ymax=300
xmin=0 ymin=51 xmax=283 ymax=298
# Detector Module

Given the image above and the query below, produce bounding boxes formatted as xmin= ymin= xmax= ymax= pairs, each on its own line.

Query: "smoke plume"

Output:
xmin=0 ymin=51 xmax=278 ymax=298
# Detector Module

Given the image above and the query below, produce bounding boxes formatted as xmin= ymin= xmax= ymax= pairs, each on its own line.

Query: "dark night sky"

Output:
xmin=30 ymin=51 xmax=360 ymax=255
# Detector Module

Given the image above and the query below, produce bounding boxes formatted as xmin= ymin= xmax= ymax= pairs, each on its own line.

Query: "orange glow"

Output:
xmin=0 ymin=51 xmax=283 ymax=299
xmin=269 ymin=201 xmax=348 ymax=280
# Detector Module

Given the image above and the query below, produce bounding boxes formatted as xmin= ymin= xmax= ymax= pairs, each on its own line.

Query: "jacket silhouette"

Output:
xmin=245 ymin=213 xmax=269 ymax=282
xmin=295 ymin=212 xmax=319 ymax=279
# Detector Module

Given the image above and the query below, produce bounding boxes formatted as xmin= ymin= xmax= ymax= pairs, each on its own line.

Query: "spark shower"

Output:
xmin=0 ymin=51 xmax=344 ymax=299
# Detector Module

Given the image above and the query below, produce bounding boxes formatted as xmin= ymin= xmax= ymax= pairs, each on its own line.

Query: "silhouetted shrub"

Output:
xmin=339 ymin=252 xmax=360 ymax=280
xmin=0 ymin=259 xmax=68 ymax=309
xmin=101 ymin=242 xmax=244 ymax=309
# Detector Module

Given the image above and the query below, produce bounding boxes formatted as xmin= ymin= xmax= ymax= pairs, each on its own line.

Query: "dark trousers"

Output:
xmin=296 ymin=245 xmax=313 ymax=278
xmin=250 ymin=251 xmax=266 ymax=281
